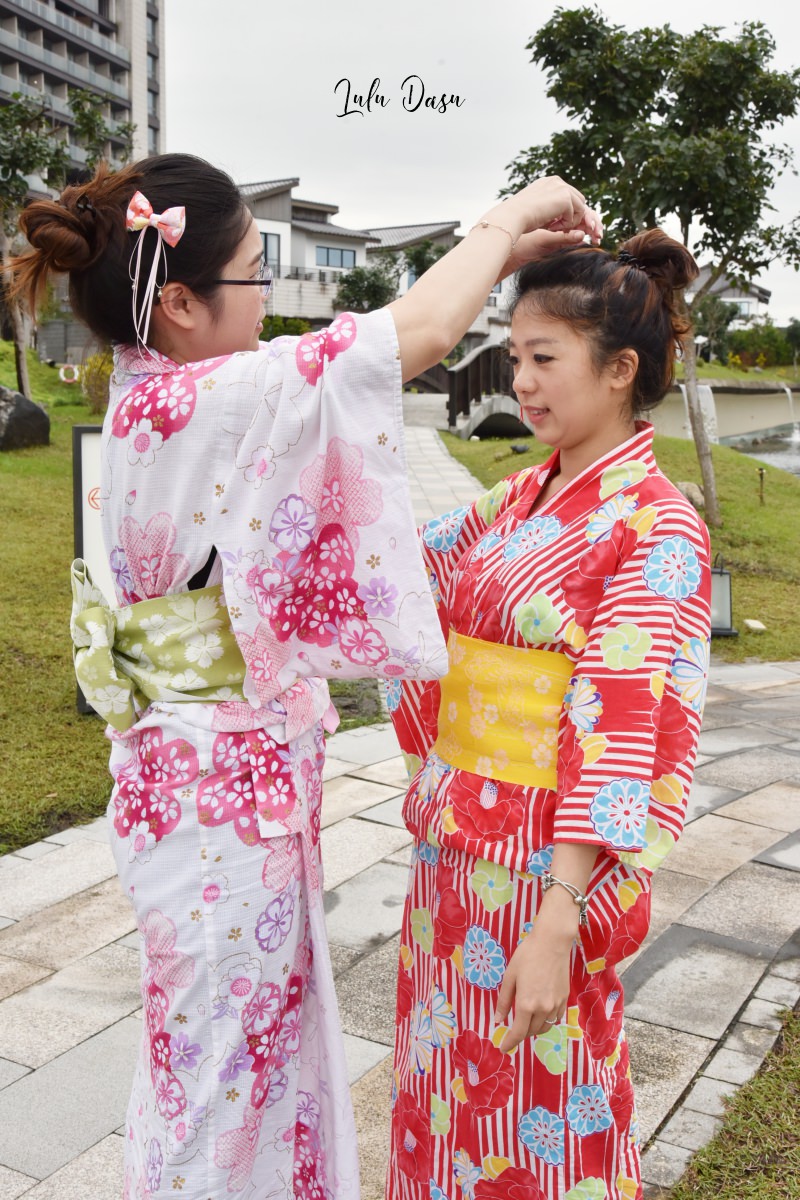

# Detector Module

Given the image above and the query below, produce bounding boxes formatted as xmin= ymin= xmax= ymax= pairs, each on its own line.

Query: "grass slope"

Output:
xmin=441 ymin=432 xmax=800 ymax=663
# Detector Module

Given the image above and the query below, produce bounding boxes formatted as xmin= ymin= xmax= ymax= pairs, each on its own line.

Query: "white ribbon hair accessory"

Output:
xmin=125 ymin=190 xmax=186 ymax=351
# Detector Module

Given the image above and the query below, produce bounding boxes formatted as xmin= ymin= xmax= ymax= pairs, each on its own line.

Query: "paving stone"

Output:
xmin=329 ymin=943 xmax=361 ymax=979
xmin=704 ymin=1046 xmax=763 ymax=1085
xmin=626 ymin=1018 xmax=714 ymax=1145
xmin=715 ymin=781 xmax=800 ymax=832
xmin=0 ymin=1058 xmax=29 ymax=1092
xmin=0 ymin=1165 xmax=36 ymax=1200
xmin=754 ymin=830 xmax=800 ymax=872
xmin=337 ymin=935 xmax=401 ymax=1047
xmin=0 ymin=1020 xmax=137 ymax=1179
xmin=624 ymin=927 xmax=769 ymax=1039
xmin=358 ymin=793 xmax=407 ymax=829
xmin=0 ymin=944 xmax=140 ymax=1069
xmin=710 ymin=662 xmax=800 ymax=688
xmin=342 ymin=1032 xmax=392 ymax=1086
xmin=114 ymin=931 xmax=141 ymax=951
xmin=351 ymin=756 xmax=410 ymax=789
xmin=351 ymin=1053 xmax=393 ymax=1200
xmin=385 ymin=845 xmax=414 ymax=868
xmin=723 ymin=1021 xmax=780 ymax=1058
xmin=0 ymin=841 xmax=117 ymax=922
xmin=683 ymin=781 xmax=742 ymax=824
xmin=14 ymin=1134 xmax=124 ymax=1200
xmin=660 ymin=1107 xmax=722 ymax=1151
xmin=0 ymin=877 xmax=136 ymax=971
xmin=771 ymin=954 xmax=800 ymax=983
xmin=698 ymin=724 xmax=791 ymax=756
xmin=640 ymin=1139 xmax=694 ymax=1189
xmin=321 ymin=777 xmax=403 ymax=829
xmin=647 ymin=871 xmax=711 ymax=942
xmin=324 ymin=863 xmax=408 ymax=953
xmin=42 ymin=823 xmax=105 ymax=846
xmin=11 ymin=841 xmax=59 ymax=862
xmin=682 ymin=1074 xmax=735 ymax=1117
xmin=321 ymin=819 xmax=411 ymax=892
xmin=325 ymin=725 xmax=400 ymax=766
xmin=679 ymin=862 xmax=800 ymax=950
xmin=0 ymin=956 xmax=52 ymax=1003
xmin=663 ymin=813 xmax=784 ymax=881
xmin=738 ymin=997 xmax=785 ymax=1031
xmin=693 ymin=746 xmax=800 ymax=791
xmin=0 ymin=920 xmax=14 ymax=933
xmin=321 ymin=755 xmax=359 ymax=782
xmin=754 ymin=973 xmax=800 ymax=1007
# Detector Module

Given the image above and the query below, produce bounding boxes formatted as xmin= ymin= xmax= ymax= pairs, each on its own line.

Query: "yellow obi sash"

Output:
xmin=432 ymin=630 xmax=572 ymax=789
xmin=70 ymin=559 xmax=247 ymax=733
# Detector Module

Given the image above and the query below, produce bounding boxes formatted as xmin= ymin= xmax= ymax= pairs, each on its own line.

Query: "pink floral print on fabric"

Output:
xmin=294 ymin=312 xmax=357 ymax=386
xmin=110 ymin=357 xmax=222 ymax=455
xmin=114 ymin=512 xmax=190 ymax=603
xmin=299 ymin=438 xmax=382 ymax=549
xmin=140 ymin=909 xmax=194 ymax=1126
xmin=111 ymin=727 xmax=198 ymax=849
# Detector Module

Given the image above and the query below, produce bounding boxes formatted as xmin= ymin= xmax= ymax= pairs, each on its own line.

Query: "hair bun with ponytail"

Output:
xmin=618 ymin=228 xmax=698 ymax=295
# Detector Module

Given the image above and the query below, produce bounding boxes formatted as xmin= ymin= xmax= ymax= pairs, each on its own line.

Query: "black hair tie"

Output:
xmin=75 ymin=195 xmax=95 ymax=215
xmin=617 ymin=249 xmax=645 ymax=271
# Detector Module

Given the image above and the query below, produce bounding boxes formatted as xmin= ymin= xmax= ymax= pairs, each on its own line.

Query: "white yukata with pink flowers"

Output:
xmin=99 ymin=310 xmax=447 ymax=1200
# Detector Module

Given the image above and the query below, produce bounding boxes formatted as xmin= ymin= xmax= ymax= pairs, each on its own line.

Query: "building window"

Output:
xmin=315 ymin=246 xmax=355 ymax=269
xmin=147 ymin=125 xmax=158 ymax=153
xmin=147 ymin=90 xmax=157 ymax=116
xmin=146 ymin=14 xmax=157 ymax=42
xmin=261 ymin=232 xmax=280 ymax=273
xmin=147 ymin=53 xmax=158 ymax=82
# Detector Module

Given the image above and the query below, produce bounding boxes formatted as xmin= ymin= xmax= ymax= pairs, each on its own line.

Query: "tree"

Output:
xmin=335 ymin=253 xmax=401 ymax=313
xmin=786 ymin=319 xmax=800 ymax=370
xmin=0 ymin=90 xmax=134 ymax=398
xmin=504 ymin=10 xmax=800 ymax=526
xmin=692 ymin=295 xmax=739 ymax=362
xmin=403 ymin=239 xmax=447 ymax=283
xmin=0 ymin=94 xmax=67 ymax=399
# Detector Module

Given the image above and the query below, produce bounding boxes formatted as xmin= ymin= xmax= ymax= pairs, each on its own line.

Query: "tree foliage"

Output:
xmin=335 ymin=259 xmax=400 ymax=313
xmin=692 ymin=295 xmax=739 ymax=361
xmin=403 ymin=239 xmax=447 ymax=281
xmin=503 ymin=9 xmax=800 ymax=524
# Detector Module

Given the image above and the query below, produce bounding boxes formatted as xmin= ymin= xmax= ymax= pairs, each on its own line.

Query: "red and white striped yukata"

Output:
xmin=386 ymin=423 xmax=711 ymax=1200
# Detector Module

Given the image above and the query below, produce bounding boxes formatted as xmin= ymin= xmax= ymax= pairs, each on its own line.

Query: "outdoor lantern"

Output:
xmin=710 ymin=555 xmax=737 ymax=637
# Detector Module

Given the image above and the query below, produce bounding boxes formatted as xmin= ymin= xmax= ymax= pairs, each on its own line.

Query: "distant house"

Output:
xmin=239 ymin=179 xmax=379 ymax=324
xmin=689 ymin=266 xmax=771 ymax=330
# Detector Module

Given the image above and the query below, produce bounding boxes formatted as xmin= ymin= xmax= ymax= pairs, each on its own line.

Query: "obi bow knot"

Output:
xmin=125 ymin=191 xmax=186 ymax=247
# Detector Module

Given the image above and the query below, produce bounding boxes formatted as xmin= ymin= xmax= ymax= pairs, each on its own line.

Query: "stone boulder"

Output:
xmin=676 ymin=480 xmax=705 ymax=510
xmin=0 ymin=385 xmax=50 ymax=451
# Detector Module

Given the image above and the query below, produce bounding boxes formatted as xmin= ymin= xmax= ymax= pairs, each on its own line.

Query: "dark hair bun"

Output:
xmin=619 ymin=229 xmax=698 ymax=295
xmin=21 ymin=196 xmax=97 ymax=274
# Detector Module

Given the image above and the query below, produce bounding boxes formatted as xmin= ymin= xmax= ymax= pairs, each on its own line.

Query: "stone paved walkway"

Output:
xmin=1 ymin=424 xmax=798 ymax=1200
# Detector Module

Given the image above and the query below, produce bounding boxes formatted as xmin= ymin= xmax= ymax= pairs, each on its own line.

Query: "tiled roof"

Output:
xmin=238 ymin=178 xmax=299 ymax=199
xmin=292 ymin=218 xmax=380 ymax=243
xmin=364 ymin=222 xmax=460 ymax=250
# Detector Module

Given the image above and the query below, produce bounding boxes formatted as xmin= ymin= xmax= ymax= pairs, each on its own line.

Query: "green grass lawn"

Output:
xmin=674 ymin=361 xmax=800 ymax=385
xmin=442 ymin=432 xmax=800 ymax=664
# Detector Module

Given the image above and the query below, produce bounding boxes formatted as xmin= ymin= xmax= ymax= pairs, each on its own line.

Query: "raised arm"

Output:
xmin=388 ymin=177 xmax=601 ymax=382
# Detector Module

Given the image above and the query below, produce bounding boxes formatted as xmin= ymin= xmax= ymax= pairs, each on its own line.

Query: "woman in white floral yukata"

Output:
xmin=11 ymin=156 xmax=600 ymax=1200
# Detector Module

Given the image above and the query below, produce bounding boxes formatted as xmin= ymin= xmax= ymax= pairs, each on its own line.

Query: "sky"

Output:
xmin=163 ymin=0 xmax=800 ymax=322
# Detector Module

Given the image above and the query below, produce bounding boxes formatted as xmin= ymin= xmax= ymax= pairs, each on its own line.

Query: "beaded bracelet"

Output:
xmin=541 ymin=872 xmax=590 ymax=926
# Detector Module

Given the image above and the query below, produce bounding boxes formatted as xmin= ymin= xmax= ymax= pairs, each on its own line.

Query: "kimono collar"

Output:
xmin=114 ymin=341 xmax=181 ymax=381
xmin=531 ymin=421 xmax=657 ymax=512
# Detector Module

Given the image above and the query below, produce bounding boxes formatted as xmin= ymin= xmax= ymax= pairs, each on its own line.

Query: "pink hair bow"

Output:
xmin=126 ymin=191 xmax=186 ymax=353
xmin=125 ymin=191 xmax=185 ymax=247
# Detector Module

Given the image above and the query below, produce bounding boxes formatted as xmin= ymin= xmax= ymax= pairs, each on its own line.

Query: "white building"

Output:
xmin=689 ymin=266 xmax=771 ymax=331
xmin=0 ymin=0 xmax=165 ymax=167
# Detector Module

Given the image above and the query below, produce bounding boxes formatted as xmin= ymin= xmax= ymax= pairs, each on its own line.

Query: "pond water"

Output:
xmin=723 ymin=424 xmax=800 ymax=477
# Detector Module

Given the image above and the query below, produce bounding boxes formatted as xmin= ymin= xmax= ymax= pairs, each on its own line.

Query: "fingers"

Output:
xmin=494 ymin=964 xmax=516 ymax=1028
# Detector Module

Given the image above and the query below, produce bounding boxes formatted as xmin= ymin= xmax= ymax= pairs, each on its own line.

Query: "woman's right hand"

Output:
xmin=480 ymin=176 xmax=602 ymax=248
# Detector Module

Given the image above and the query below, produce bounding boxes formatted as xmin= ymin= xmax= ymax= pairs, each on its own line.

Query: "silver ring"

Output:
xmin=543 ymin=1017 xmax=557 ymax=1026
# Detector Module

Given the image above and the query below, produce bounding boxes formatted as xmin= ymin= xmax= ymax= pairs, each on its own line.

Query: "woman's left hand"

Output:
xmin=494 ymin=919 xmax=574 ymax=1053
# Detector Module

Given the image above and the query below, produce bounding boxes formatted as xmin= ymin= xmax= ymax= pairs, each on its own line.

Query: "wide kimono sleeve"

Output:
xmin=211 ymin=309 xmax=448 ymax=731
xmin=390 ymin=469 xmax=538 ymax=770
xmin=555 ymin=498 xmax=712 ymax=867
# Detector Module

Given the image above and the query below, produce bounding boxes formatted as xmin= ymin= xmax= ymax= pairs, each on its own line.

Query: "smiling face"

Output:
xmin=508 ymin=307 xmax=637 ymax=473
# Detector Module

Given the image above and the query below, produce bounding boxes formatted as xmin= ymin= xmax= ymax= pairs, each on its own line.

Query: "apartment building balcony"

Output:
xmin=0 ymin=0 xmax=130 ymax=65
xmin=1 ymin=30 xmax=129 ymax=98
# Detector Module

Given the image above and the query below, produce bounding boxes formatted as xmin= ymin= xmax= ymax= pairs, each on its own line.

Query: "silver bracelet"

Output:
xmin=541 ymin=872 xmax=590 ymax=926
xmin=469 ymin=219 xmax=517 ymax=254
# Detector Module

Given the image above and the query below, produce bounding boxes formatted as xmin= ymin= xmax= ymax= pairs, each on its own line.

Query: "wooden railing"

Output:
xmin=447 ymin=343 xmax=513 ymax=428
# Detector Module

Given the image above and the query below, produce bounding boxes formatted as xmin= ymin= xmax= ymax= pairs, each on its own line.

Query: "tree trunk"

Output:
xmin=0 ymin=229 xmax=32 ymax=400
xmin=681 ymin=301 xmax=722 ymax=527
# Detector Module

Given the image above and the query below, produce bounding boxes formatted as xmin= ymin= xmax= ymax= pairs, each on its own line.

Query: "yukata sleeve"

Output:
xmin=555 ymin=502 xmax=711 ymax=867
xmin=213 ymin=309 xmax=448 ymax=721
xmin=389 ymin=470 xmax=533 ymax=769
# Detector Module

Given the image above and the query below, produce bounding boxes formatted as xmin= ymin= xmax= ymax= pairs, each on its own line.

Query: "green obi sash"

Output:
xmin=70 ymin=559 xmax=247 ymax=732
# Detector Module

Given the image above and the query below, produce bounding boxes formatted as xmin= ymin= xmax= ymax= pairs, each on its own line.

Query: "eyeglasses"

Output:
xmin=210 ymin=257 xmax=273 ymax=299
